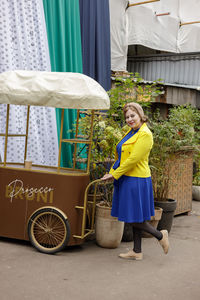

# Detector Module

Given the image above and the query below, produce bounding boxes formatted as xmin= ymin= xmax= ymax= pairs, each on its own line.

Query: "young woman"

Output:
xmin=101 ymin=102 xmax=169 ymax=260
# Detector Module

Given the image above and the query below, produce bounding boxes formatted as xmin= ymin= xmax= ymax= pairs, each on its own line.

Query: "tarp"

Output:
xmin=178 ymin=0 xmax=200 ymax=52
xmin=109 ymin=0 xmax=129 ymax=71
xmin=0 ymin=70 xmax=110 ymax=110
xmin=109 ymin=0 xmax=200 ymax=71
xmin=127 ymin=1 xmax=179 ymax=53
xmin=178 ymin=24 xmax=200 ymax=53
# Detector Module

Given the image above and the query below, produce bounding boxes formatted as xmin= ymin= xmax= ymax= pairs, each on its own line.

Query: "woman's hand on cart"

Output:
xmin=101 ymin=173 xmax=114 ymax=181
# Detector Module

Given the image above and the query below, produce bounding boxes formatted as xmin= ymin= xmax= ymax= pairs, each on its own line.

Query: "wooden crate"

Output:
xmin=167 ymin=150 xmax=193 ymax=215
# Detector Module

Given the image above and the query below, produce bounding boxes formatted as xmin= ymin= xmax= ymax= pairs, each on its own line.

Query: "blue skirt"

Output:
xmin=111 ymin=176 xmax=155 ymax=223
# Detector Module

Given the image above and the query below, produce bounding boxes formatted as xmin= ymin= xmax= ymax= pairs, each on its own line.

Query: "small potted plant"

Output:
xmin=94 ymin=180 xmax=125 ymax=249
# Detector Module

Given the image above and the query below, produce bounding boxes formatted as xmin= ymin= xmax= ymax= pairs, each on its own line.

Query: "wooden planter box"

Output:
xmin=167 ymin=149 xmax=194 ymax=215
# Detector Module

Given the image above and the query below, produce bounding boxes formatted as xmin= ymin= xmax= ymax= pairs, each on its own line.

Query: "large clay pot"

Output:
xmin=95 ymin=203 xmax=124 ymax=248
xmin=154 ymin=199 xmax=177 ymax=233
xmin=192 ymin=185 xmax=200 ymax=201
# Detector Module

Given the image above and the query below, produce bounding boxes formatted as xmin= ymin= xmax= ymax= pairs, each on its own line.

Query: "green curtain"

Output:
xmin=43 ymin=0 xmax=83 ymax=167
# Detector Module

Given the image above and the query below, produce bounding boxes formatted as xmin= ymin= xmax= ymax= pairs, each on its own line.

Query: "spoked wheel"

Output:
xmin=28 ymin=208 xmax=70 ymax=254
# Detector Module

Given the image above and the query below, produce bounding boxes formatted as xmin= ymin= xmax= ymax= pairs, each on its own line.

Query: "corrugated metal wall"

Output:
xmin=165 ymin=87 xmax=200 ymax=108
xmin=127 ymin=52 xmax=200 ymax=87
xmin=127 ymin=52 xmax=200 ymax=107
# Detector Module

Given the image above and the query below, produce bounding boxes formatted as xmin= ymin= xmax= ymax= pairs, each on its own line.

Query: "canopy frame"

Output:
xmin=0 ymin=104 xmax=95 ymax=174
xmin=0 ymin=71 xmax=109 ymax=174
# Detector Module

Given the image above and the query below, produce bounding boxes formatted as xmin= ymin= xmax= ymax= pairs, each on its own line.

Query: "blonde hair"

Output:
xmin=123 ymin=102 xmax=148 ymax=123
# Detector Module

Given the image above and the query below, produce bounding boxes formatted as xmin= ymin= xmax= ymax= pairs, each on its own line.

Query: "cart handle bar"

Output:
xmin=73 ymin=179 xmax=113 ymax=240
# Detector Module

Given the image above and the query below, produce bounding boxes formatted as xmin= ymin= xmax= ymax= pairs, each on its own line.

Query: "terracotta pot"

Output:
xmin=192 ymin=185 xmax=200 ymax=201
xmin=95 ymin=203 xmax=124 ymax=248
xmin=88 ymin=193 xmax=104 ymax=204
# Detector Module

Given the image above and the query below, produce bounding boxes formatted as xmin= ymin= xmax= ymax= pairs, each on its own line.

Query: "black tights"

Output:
xmin=132 ymin=221 xmax=163 ymax=253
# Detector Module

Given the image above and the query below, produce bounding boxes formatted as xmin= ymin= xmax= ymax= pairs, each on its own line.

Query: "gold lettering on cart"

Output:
xmin=5 ymin=179 xmax=54 ymax=203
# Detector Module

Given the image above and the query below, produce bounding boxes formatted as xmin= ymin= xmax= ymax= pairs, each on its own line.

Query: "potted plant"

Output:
xmin=149 ymin=105 xmax=200 ymax=232
xmin=94 ymin=180 xmax=125 ymax=248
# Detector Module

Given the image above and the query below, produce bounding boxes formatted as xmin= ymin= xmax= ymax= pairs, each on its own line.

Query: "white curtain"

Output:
xmin=0 ymin=0 xmax=58 ymax=166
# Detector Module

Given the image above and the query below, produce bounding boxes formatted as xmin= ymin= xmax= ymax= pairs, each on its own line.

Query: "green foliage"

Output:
xmin=149 ymin=105 xmax=200 ymax=201
xmin=77 ymin=73 xmax=164 ymax=181
xmin=78 ymin=112 xmax=129 ymax=180
xmin=76 ymin=73 xmax=164 ymax=204
xmin=107 ymin=72 xmax=164 ymax=123
xmin=76 ymin=73 xmax=200 ymax=203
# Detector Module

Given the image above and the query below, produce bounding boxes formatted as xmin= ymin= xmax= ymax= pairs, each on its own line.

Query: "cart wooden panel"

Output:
xmin=0 ymin=167 xmax=89 ymax=246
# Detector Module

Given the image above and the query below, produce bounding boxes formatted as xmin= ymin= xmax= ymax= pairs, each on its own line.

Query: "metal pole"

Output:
xmin=86 ymin=110 xmax=94 ymax=173
xmin=58 ymin=109 xmax=65 ymax=170
xmin=24 ymin=105 xmax=30 ymax=161
xmin=4 ymin=104 xmax=10 ymax=166
xmin=73 ymin=109 xmax=80 ymax=169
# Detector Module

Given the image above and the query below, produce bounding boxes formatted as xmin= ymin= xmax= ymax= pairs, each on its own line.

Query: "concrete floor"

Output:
xmin=0 ymin=201 xmax=200 ymax=300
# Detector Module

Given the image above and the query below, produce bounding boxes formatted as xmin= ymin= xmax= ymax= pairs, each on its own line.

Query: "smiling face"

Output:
xmin=125 ymin=108 xmax=142 ymax=130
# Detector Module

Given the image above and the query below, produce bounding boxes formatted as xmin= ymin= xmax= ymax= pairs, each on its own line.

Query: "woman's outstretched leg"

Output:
xmin=119 ymin=221 xmax=169 ymax=259
xmin=133 ymin=221 xmax=162 ymax=240
xmin=133 ymin=221 xmax=169 ymax=254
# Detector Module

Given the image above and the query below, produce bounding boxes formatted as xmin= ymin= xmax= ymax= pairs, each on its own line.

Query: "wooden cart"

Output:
xmin=0 ymin=70 xmax=110 ymax=254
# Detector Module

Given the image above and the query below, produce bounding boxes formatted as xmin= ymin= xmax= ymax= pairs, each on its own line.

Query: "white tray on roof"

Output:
xmin=0 ymin=70 xmax=110 ymax=110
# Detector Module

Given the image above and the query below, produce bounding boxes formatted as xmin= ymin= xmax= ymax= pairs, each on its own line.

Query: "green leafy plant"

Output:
xmin=76 ymin=73 xmax=164 ymax=205
xmin=75 ymin=74 xmax=200 ymax=205
xmin=78 ymin=73 xmax=163 ymax=172
xmin=107 ymin=72 xmax=164 ymax=123
xmin=149 ymin=105 xmax=200 ymax=201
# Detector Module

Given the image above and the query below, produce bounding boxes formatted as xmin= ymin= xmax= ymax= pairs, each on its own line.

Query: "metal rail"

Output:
xmin=73 ymin=179 xmax=113 ymax=240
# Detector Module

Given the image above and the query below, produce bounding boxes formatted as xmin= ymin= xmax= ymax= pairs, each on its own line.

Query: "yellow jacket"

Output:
xmin=109 ymin=123 xmax=153 ymax=180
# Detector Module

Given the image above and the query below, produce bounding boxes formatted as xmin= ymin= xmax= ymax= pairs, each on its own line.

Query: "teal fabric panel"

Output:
xmin=43 ymin=0 xmax=83 ymax=167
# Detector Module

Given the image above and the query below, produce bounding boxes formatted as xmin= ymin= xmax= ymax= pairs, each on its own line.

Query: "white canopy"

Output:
xmin=0 ymin=70 xmax=110 ymax=110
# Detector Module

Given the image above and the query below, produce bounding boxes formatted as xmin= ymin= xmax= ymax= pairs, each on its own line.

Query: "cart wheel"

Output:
xmin=28 ymin=208 xmax=70 ymax=254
